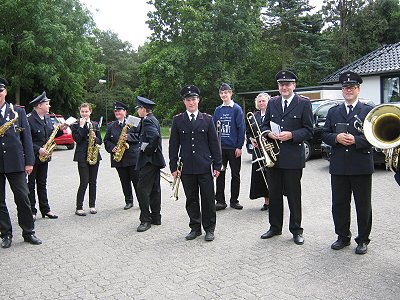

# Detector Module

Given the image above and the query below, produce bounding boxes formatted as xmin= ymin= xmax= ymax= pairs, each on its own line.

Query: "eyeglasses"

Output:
xmin=342 ymin=86 xmax=358 ymax=91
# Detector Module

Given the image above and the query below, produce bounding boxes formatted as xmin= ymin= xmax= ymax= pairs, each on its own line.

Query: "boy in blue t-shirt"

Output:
xmin=212 ymin=83 xmax=245 ymax=210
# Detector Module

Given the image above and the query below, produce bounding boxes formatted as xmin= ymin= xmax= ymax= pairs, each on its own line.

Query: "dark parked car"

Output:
xmin=49 ymin=114 xmax=75 ymax=150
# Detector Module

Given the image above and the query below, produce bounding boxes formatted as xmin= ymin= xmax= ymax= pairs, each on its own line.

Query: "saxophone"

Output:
xmin=39 ymin=125 xmax=60 ymax=162
xmin=87 ymin=122 xmax=101 ymax=165
xmin=113 ymin=123 xmax=131 ymax=162
xmin=0 ymin=104 xmax=19 ymax=137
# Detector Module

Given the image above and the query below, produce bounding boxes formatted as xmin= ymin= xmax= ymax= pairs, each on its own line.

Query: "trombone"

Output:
xmin=160 ymin=157 xmax=183 ymax=200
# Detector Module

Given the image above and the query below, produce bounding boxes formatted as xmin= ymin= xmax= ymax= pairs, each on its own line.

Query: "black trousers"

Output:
xmin=215 ymin=149 xmax=241 ymax=204
xmin=116 ymin=166 xmax=139 ymax=204
xmin=266 ymin=168 xmax=303 ymax=235
xmin=76 ymin=162 xmax=100 ymax=210
xmin=331 ymin=174 xmax=372 ymax=244
xmin=0 ymin=172 xmax=35 ymax=238
xmin=28 ymin=162 xmax=51 ymax=215
xmin=137 ymin=164 xmax=161 ymax=223
xmin=181 ymin=173 xmax=216 ymax=233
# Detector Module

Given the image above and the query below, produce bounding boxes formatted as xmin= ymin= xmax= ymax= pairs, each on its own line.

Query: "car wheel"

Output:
xmin=66 ymin=143 xmax=75 ymax=150
xmin=304 ymin=141 xmax=311 ymax=161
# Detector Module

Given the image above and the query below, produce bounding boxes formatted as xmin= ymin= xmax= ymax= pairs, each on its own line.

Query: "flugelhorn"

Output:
xmin=246 ymin=112 xmax=280 ymax=169
xmin=160 ymin=157 xmax=183 ymax=200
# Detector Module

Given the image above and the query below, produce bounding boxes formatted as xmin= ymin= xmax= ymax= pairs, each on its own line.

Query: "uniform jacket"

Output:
xmin=27 ymin=110 xmax=63 ymax=164
xmin=136 ymin=113 xmax=165 ymax=170
xmin=262 ymin=94 xmax=313 ymax=169
xmin=169 ymin=112 xmax=222 ymax=174
xmin=0 ymin=103 xmax=35 ymax=173
xmin=322 ymin=101 xmax=374 ymax=175
xmin=103 ymin=119 xmax=140 ymax=168
xmin=71 ymin=121 xmax=102 ymax=163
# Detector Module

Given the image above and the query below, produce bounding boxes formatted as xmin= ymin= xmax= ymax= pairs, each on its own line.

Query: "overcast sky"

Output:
xmin=80 ymin=0 xmax=323 ymax=49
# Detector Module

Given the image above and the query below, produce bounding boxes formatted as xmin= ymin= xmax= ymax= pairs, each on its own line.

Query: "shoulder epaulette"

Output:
xmin=299 ymin=95 xmax=310 ymax=100
xmin=173 ymin=112 xmax=184 ymax=118
xmin=26 ymin=113 xmax=32 ymax=117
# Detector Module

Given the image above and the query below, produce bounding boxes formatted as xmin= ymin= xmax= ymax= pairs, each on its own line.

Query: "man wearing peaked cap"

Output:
xmin=0 ymin=78 xmax=42 ymax=248
xmin=104 ymin=100 xmax=141 ymax=210
xmin=180 ymin=85 xmax=200 ymax=98
xmin=260 ymin=70 xmax=313 ymax=246
xmin=114 ymin=101 xmax=128 ymax=111
xmin=0 ymin=78 xmax=8 ymax=91
xmin=323 ymin=70 xmax=374 ymax=255
xmin=338 ymin=70 xmax=363 ymax=86
xmin=135 ymin=95 xmax=165 ymax=232
xmin=169 ymin=85 xmax=222 ymax=241
xmin=275 ymin=70 xmax=297 ymax=82
xmin=27 ymin=91 xmax=65 ymax=221
xmin=213 ymin=82 xmax=246 ymax=211
xmin=136 ymin=96 xmax=156 ymax=109
xmin=29 ymin=91 xmax=50 ymax=106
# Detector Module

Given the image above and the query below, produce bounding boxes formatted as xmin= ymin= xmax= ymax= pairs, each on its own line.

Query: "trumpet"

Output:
xmin=246 ymin=112 xmax=280 ymax=169
xmin=160 ymin=158 xmax=183 ymax=200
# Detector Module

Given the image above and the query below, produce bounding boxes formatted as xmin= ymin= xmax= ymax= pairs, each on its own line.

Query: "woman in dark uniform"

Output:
xmin=247 ymin=92 xmax=270 ymax=211
xmin=27 ymin=92 xmax=66 ymax=220
xmin=71 ymin=103 xmax=102 ymax=216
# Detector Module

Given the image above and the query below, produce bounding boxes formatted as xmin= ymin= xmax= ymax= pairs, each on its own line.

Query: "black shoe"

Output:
xmin=1 ymin=236 xmax=12 ymax=248
xmin=215 ymin=203 xmax=227 ymax=211
xmin=230 ymin=202 xmax=243 ymax=210
xmin=205 ymin=232 xmax=215 ymax=241
xmin=260 ymin=204 xmax=269 ymax=211
xmin=137 ymin=222 xmax=151 ymax=232
xmin=331 ymin=239 xmax=350 ymax=250
xmin=355 ymin=242 xmax=368 ymax=255
xmin=293 ymin=234 xmax=304 ymax=245
xmin=124 ymin=203 xmax=133 ymax=210
xmin=23 ymin=234 xmax=42 ymax=245
xmin=260 ymin=230 xmax=282 ymax=239
xmin=186 ymin=230 xmax=202 ymax=240
xmin=42 ymin=211 xmax=58 ymax=219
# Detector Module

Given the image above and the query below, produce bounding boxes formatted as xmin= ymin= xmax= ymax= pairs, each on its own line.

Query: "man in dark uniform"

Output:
xmin=135 ymin=96 xmax=165 ymax=232
xmin=27 ymin=91 xmax=65 ymax=220
xmin=104 ymin=101 xmax=140 ymax=210
xmin=260 ymin=70 xmax=313 ymax=245
xmin=0 ymin=77 xmax=42 ymax=248
xmin=169 ymin=85 xmax=222 ymax=241
xmin=322 ymin=71 xmax=374 ymax=255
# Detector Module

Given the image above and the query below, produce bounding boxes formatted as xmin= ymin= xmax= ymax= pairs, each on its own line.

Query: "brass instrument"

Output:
xmin=0 ymin=104 xmax=19 ymax=137
xmin=39 ymin=123 xmax=60 ymax=162
xmin=87 ymin=122 xmax=101 ymax=165
xmin=113 ymin=123 xmax=131 ymax=162
xmin=361 ymin=103 xmax=400 ymax=172
xmin=160 ymin=158 xmax=183 ymax=201
xmin=246 ymin=112 xmax=280 ymax=169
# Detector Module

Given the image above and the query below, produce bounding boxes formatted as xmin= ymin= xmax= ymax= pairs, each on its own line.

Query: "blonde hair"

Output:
xmin=79 ymin=102 xmax=93 ymax=112
xmin=254 ymin=92 xmax=271 ymax=110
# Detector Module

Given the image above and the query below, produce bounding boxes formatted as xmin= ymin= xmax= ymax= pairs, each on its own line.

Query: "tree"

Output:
xmin=141 ymin=0 xmax=264 ymax=120
xmin=0 ymin=0 xmax=102 ymax=113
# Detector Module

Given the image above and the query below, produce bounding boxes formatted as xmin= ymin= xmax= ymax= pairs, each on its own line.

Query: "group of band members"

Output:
xmin=0 ymin=69 xmax=382 ymax=253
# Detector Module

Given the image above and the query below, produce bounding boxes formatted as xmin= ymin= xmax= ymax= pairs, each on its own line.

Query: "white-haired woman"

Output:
xmin=247 ymin=92 xmax=270 ymax=210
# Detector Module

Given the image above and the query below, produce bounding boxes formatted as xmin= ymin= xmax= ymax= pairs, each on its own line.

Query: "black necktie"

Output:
xmin=348 ymin=105 xmax=353 ymax=115
xmin=284 ymin=100 xmax=288 ymax=112
xmin=190 ymin=113 xmax=195 ymax=126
